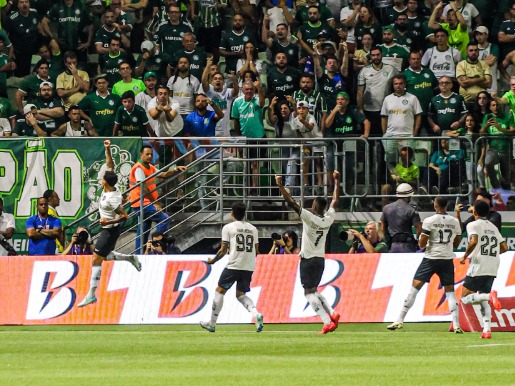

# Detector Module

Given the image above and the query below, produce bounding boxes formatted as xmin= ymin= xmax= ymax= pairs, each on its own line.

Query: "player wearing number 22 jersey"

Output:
xmin=388 ymin=196 xmax=462 ymax=332
xmin=200 ymin=202 xmax=263 ymax=333
xmin=460 ymin=200 xmax=508 ymax=339
xmin=275 ymin=170 xmax=341 ymax=334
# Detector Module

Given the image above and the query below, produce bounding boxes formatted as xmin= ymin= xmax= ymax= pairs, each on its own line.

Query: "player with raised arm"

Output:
xmin=276 ymin=171 xmax=341 ymax=334
xmin=200 ymin=202 xmax=263 ymax=333
xmin=460 ymin=200 xmax=508 ymax=339
xmin=387 ymin=196 xmax=462 ymax=332
xmin=78 ymin=140 xmax=142 ymax=307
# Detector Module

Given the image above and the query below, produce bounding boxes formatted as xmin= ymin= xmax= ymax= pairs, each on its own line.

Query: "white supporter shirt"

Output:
xmin=166 ymin=74 xmax=201 ymax=115
xmin=222 ymin=220 xmax=259 ymax=271
xmin=98 ymin=189 xmax=123 ymax=229
xmin=381 ymin=92 xmax=423 ymax=136
xmin=466 ymin=219 xmax=504 ymax=277
xmin=0 ymin=118 xmax=11 ymax=136
xmin=421 ymin=46 xmax=462 ymax=79
xmin=147 ymin=96 xmax=183 ymax=137
xmin=205 ymin=84 xmax=234 ymax=137
xmin=478 ymin=43 xmax=498 ymax=93
xmin=421 ymin=213 xmax=461 ymax=260
xmin=340 ymin=6 xmax=357 ymax=44
xmin=299 ymin=208 xmax=336 ymax=259
xmin=0 ymin=212 xmax=15 ymax=255
xmin=135 ymin=91 xmax=157 ymax=132
xmin=357 ymin=63 xmax=399 ymax=112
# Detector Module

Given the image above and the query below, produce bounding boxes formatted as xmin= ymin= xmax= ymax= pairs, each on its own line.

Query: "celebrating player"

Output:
xmin=460 ymin=200 xmax=508 ymax=339
xmin=275 ymin=171 xmax=341 ymax=334
xmin=387 ymin=196 xmax=462 ymax=332
xmin=78 ymin=140 xmax=142 ymax=307
xmin=200 ymin=202 xmax=264 ymax=333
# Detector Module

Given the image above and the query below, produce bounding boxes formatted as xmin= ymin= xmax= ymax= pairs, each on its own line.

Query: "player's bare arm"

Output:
xmin=208 ymin=242 xmax=229 ymax=264
xmin=329 ymin=170 xmax=340 ymax=209
xmin=275 ymin=175 xmax=301 ymax=214
xmin=460 ymin=234 xmax=478 ymax=264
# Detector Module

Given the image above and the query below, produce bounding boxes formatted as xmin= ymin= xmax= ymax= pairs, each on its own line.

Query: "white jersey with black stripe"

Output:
xmin=299 ymin=208 xmax=336 ymax=259
xmin=422 ymin=213 xmax=461 ymax=260
xmin=222 ymin=220 xmax=259 ymax=272
xmin=466 ymin=218 xmax=504 ymax=277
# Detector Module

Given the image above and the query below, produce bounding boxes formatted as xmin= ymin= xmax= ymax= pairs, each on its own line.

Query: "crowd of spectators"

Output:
xmin=0 ymin=0 xmax=515 ymax=201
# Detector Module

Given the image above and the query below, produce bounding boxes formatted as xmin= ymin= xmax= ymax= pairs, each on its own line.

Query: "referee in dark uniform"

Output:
xmin=381 ymin=183 xmax=422 ymax=252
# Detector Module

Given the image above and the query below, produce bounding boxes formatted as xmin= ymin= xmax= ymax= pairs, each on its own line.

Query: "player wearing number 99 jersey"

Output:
xmin=388 ymin=196 xmax=463 ymax=332
xmin=275 ymin=171 xmax=341 ymax=335
xmin=200 ymin=202 xmax=263 ymax=333
xmin=460 ymin=200 xmax=508 ymax=339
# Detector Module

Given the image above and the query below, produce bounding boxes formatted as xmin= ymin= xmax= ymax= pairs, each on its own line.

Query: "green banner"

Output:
xmin=0 ymin=137 xmax=142 ymax=253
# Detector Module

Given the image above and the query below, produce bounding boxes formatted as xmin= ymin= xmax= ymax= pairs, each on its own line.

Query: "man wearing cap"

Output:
xmin=292 ymin=73 xmax=327 ymax=130
xmin=31 ymin=81 xmax=65 ymax=134
xmin=13 ymin=104 xmax=52 ymax=137
xmin=135 ymin=40 xmax=166 ymax=80
xmin=78 ymin=74 xmax=122 ymax=137
xmin=381 ymin=182 xmax=422 ymax=253
xmin=456 ymin=43 xmax=492 ymax=104
xmin=377 ymin=25 xmax=410 ymax=72
xmin=99 ymin=37 xmax=132 ymax=87
xmin=324 ymin=91 xmax=370 ymax=190
xmin=267 ymin=52 xmax=300 ymax=101
xmin=381 ymin=73 xmax=422 ymax=169
xmin=168 ymin=32 xmax=207 ymax=80
xmin=112 ymin=61 xmax=146 ymax=97
xmin=472 ymin=26 xmax=498 ymax=93
xmin=15 ymin=59 xmax=52 ymax=113
xmin=94 ymin=8 xmax=129 ymax=54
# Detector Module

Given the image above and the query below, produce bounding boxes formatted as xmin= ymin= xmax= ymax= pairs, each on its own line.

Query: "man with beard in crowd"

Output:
xmin=219 ymin=14 xmax=256 ymax=74
xmin=267 ymin=52 xmax=300 ymax=101
xmin=262 ymin=22 xmax=299 ymax=67
xmin=31 ymin=81 xmax=65 ymax=134
xmin=95 ymin=8 xmax=127 ymax=54
xmin=169 ymin=32 xmax=206 ymax=80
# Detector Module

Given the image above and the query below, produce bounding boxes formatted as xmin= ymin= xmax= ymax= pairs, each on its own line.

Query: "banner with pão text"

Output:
xmin=0 ymin=138 xmax=142 ymax=252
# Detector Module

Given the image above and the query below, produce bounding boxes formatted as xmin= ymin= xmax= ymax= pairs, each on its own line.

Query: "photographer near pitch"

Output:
xmin=145 ymin=231 xmax=180 ymax=255
xmin=62 ymin=226 xmax=94 ymax=255
xmin=268 ymin=230 xmax=301 ymax=254
xmin=346 ymin=221 xmax=388 ymax=253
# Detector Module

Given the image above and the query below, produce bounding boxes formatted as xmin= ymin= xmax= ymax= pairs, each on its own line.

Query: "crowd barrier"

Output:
xmin=2 ymin=252 xmax=514 ymax=331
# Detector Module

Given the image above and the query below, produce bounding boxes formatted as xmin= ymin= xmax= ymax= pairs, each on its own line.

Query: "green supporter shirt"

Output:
xmin=46 ymin=1 xmax=92 ymax=52
xmin=270 ymin=40 xmax=299 ymax=67
xmin=428 ymin=92 xmax=467 ymax=132
xmin=18 ymin=75 xmax=54 ymax=103
xmin=48 ymin=52 xmax=64 ymax=81
xmin=231 ymin=95 xmax=264 ymax=138
xmin=499 ymin=19 xmax=515 ymax=59
xmin=112 ymin=78 xmax=146 ymax=96
xmin=171 ymin=48 xmax=207 ymax=80
xmin=4 ymin=9 xmax=41 ymax=53
xmin=78 ymin=91 xmax=121 ymax=136
xmin=295 ymin=4 xmax=334 ymax=25
xmin=502 ymin=90 xmax=515 ymax=119
xmin=482 ymin=112 xmax=514 ymax=153
xmin=440 ymin=22 xmax=469 ymax=59
xmin=326 ymin=106 xmax=365 ymax=140
xmin=114 ymin=104 xmax=150 ymax=136
xmin=267 ymin=66 xmax=300 ymax=100
xmin=153 ymin=22 xmax=193 ymax=57
xmin=394 ymin=163 xmax=419 ymax=184
xmin=403 ymin=67 xmax=438 ymax=115
xmin=0 ymin=54 xmax=7 ymax=93
xmin=32 ymin=97 xmax=65 ymax=133
xmin=195 ymin=0 xmax=226 ymax=28
xmin=135 ymin=53 xmax=167 ymax=81
xmin=293 ymin=22 xmax=333 ymax=56
xmin=219 ymin=28 xmax=256 ymax=73
xmin=376 ymin=43 xmax=410 ymax=71
xmin=99 ymin=51 xmax=131 ymax=86
xmin=94 ymin=26 xmax=123 ymax=52
xmin=0 ymin=97 xmax=16 ymax=119
xmin=317 ymin=73 xmax=345 ymax=110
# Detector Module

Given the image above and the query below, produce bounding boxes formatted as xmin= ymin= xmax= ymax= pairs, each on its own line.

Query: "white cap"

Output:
xmin=474 ymin=26 xmax=489 ymax=35
xmin=23 ymin=104 xmax=37 ymax=115
xmin=141 ymin=40 xmax=155 ymax=52
xmin=396 ymin=183 xmax=414 ymax=198
xmin=297 ymin=100 xmax=309 ymax=109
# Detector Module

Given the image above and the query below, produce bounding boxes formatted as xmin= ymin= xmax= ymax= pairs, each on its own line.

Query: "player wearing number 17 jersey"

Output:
xmin=200 ymin=202 xmax=263 ymax=333
xmin=276 ymin=170 xmax=341 ymax=335
xmin=460 ymin=200 xmax=508 ymax=339
xmin=388 ymin=196 xmax=462 ymax=332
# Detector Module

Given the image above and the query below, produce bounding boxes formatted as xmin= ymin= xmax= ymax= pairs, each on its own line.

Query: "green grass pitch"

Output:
xmin=0 ymin=323 xmax=514 ymax=386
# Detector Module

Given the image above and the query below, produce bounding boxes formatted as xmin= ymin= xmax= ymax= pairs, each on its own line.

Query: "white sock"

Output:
xmin=480 ymin=300 xmax=491 ymax=332
xmin=237 ymin=295 xmax=258 ymax=318
xmin=446 ymin=292 xmax=460 ymax=329
xmin=315 ymin=291 xmax=334 ymax=315
xmin=398 ymin=287 xmax=419 ymax=323
xmin=305 ymin=293 xmax=331 ymax=324
xmin=106 ymin=251 xmax=133 ymax=261
xmin=461 ymin=293 xmax=489 ymax=304
xmin=87 ymin=265 xmax=102 ymax=298
xmin=210 ymin=291 xmax=224 ymax=327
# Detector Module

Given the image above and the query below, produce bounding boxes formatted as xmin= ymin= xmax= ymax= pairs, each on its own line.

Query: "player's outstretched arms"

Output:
xmin=275 ymin=175 xmax=301 ymax=214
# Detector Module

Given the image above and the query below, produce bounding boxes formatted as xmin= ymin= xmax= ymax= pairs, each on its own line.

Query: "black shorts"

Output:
xmin=94 ymin=226 xmax=121 ymax=258
xmin=463 ymin=275 xmax=495 ymax=293
xmin=300 ymin=257 xmax=325 ymax=289
xmin=414 ymin=258 xmax=455 ymax=286
xmin=218 ymin=268 xmax=253 ymax=293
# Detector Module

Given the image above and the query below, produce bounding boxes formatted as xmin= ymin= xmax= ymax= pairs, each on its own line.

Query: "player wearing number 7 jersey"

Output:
xmin=200 ymin=202 xmax=263 ymax=333
xmin=276 ymin=171 xmax=341 ymax=334
xmin=460 ymin=199 xmax=508 ymax=339
xmin=388 ymin=196 xmax=462 ymax=332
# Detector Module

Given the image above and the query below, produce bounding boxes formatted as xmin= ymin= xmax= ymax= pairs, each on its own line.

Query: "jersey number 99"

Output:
xmin=236 ymin=234 xmax=254 ymax=252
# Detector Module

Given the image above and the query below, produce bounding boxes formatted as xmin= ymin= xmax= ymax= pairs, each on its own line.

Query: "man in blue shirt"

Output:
xmin=25 ymin=197 xmax=62 ymax=255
